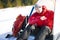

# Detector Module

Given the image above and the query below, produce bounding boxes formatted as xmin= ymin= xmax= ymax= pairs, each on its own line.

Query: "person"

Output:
xmin=17 ymin=4 xmax=54 ymax=40
xmin=6 ymin=14 xmax=28 ymax=38
xmin=12 ymin=14 xmax=26 ymax=37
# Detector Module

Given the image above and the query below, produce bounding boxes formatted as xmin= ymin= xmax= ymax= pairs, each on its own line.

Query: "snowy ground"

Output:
xmin=53 ymin=0 xmax=60 ymax=35
xmin=0 ymin=6 xmax=35 ymax=35
xmin=0 ymin=6 xmax=36 ymax=40
xmin=0 ymin=32 xmax=16 ymax=40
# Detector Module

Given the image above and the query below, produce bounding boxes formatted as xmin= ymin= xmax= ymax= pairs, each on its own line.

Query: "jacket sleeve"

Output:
xmin=28 ymin=13 xmax=37 ymax=25
xmin=47 ymin=11 xmax=54 ymax=30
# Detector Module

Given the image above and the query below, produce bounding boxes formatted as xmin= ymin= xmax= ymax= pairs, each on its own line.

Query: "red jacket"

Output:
xmin=28 ymin=10 xmax=54 ymax=30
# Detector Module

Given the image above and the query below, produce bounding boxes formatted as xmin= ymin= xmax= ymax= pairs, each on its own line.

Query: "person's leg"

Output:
xmin=35 ymin=26 xmax=51 ymax=40
xmin=16 ymin=25 xmax=35 ymax=40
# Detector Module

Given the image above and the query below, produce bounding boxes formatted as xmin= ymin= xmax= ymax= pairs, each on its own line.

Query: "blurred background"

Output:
xmin=0 ymin=0 xmax=37 ymax=8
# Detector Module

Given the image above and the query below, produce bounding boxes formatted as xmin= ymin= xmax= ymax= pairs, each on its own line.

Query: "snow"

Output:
xmin=0 ymin=32 xmax=16 ymax=40
xmin=53 ymin=0 xmax=60 ymax=35
xmin=0 ymin=6 xmax=35 ymax=35
xmin=0 ymin=6 xmax=36 ymax=40
xmin=54 ymin=0 xmax=60 ymax=40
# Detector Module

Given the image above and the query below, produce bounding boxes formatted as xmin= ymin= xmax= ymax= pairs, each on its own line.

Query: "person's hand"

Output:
xmin=40 ymin=16 xmax=47 ymax=20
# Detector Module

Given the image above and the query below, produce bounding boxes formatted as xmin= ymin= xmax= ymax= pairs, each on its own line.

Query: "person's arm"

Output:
xmin=47 ymin=11 xmax=54 ymax=30
xmin=28 ymin=13 xmax=37 ymax=25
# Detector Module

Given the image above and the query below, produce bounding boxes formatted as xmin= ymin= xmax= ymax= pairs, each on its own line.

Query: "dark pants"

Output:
xmin=35 ymin=26 xmax=51 ymax=40
xmin=17 ymin=25 xmax=51 ymax=40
